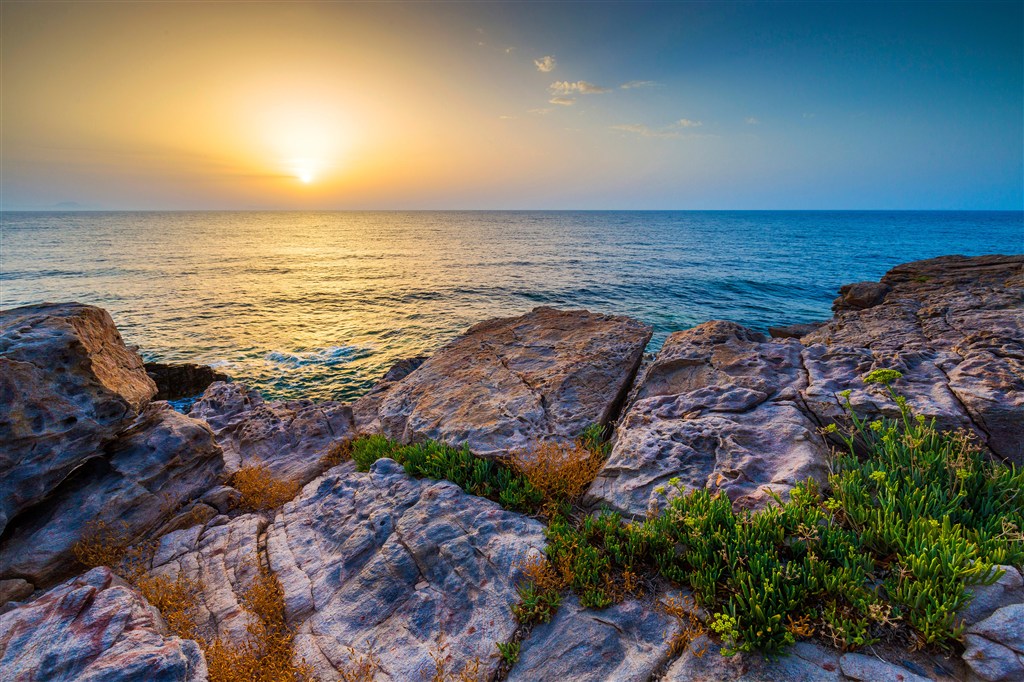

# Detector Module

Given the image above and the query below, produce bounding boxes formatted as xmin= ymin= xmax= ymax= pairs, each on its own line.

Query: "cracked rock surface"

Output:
xmin=376 ymin=306 xmax=652 ymax=456
xmin=0 ymin=567 xmax=207 ymax=681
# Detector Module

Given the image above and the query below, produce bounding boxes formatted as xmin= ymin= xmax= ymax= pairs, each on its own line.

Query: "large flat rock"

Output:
xmin=190 ymin=381 xmax=354 ymax=485
xmin=586 ymin=321 xmax=830 ymax=516
xmin=377 ymin=307 xmax=652 ymax=456
xmin=0 ymin=303 xmax=157 ymax=540
xmin=0 ymin=567 xmax=207 ymax=681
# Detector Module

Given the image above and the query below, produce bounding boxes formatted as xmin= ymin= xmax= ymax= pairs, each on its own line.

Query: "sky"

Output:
xmin=1 ymin=1 xmax=1021 ymax=210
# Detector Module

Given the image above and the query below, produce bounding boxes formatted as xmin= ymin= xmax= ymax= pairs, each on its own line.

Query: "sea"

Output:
xmin=2 ymin=211 xmax=1021 ymax=402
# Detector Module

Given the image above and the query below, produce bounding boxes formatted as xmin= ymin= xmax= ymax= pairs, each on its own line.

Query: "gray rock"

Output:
xmin=839 ymin=652 xmax=932 ymax=682
xmin=351 ymin=356 xmax=428 ymax=434
xmin=833 ymin=281 xmax=892 ymax=312
xmin=377 ymin=307 xmax=652 ymax=457
xmin=200 ymin=485 xmax=243 ymax=514
xmin=0 ymin=578 xmax=33 ymax=606
xmin=145 ymin=362 xmax=229 ymax=401
xmin=768 ymin=322 xmax=825 ymax=339
xmin=963 ymin=634 xmax=1024 ymax=682
xmin=586 ymin=321 xmax=829 ymax=516
xmin=507 ymin=594 xmax=679 ymax=682
xmin=969 ymin=603 xmax=1024 ymax=654
xmin=0 ymin=402 xmax=224 ymax=588
xmin=0 ymin=567 xmax=207 ymax=681
xmin=190 ymin=381 xmax=354 ymax=485
xmin=268 ymin=458 xmax=546 ymax=680
xmin=662 ymin=636 xmax=842 ymax=681
xmin=961 ymin=565 xmax=1024 ymax=626
xmin=0 ymin=303 xmax=157 ymax=540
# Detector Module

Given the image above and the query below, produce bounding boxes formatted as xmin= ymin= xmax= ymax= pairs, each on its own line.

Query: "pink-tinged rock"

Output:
xmin=586 ymin=321 xmax=829 ymax=516
xmin=190 ymin=381 xmax=354 ymax=485
xmin=377 ymin=307 xmax=652 ymax=457
xmin=0 ymin=303 xmax=157 ymax=540
xmin=0 ymin=567 xmax=207 ymax=681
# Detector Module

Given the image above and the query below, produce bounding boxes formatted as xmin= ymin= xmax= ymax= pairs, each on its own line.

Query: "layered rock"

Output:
xmin=0 ymin=303 xmax=223 ymax=593
xmin=0 ymin=567 xmax=207 ymax=681
xmin=350 ymin=356 xmax=426 ymax=433
xmin=377 ymin=307 xmax=652 ymax=456
xmin=145 ymin=362 xmax=229 ymax=401
xmin=586 ymin=321 xmax=830 ymax=516
xmin=151 ymin=459 xmax=545 ymax=680
xmin=190 ymin=381 xmax=354 ymax=485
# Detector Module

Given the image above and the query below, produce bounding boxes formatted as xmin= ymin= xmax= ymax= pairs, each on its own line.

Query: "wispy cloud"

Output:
xmin=677 ymin=118 xmax=703 ymax=128
xmin=548 ymin=97 xmax=575 ymax=106
xmin=528 ymin=107 xmax=553 ymax=115
xmin=620 ymin=80 xmax=658 ymax=89
xmin=534 ymin=55 xmax=556 ymax=72
xmin=610 ymin=124 xmax=681 ymax=139
xmin=549 ymin=80 xmax=611 ymax=95
xmin=745 ymin=117 xmax=760 ymax=125
xmin=499 ymin=115 xmax=517 ymax=120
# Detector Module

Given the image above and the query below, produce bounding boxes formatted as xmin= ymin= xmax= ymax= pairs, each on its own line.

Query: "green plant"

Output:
xmin=495 ymin=640 xmax=521 ymax=665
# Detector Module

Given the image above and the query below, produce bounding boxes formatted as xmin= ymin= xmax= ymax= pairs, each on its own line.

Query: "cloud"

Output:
xmin=745 ymin=117 xmax=760 ymax=125
xmin=610 ymin=124 xmax=681 ymax=139
xmin=620 ymin=80 xmax=657 ymax=89
xmin=548 ymin=97 xmax=575 ymax=106
xmin=499 ymin=115 xmax=517 ymax=120
xmin=528 ymin=107 xmax=554 ymax=115
xmin=677 ymin=118 xmax=702 ymax=128
xmin=534 ymin=55 xmax=556 ymax=72
xmin=549 ymin=80 xmax=611 ymax=95
xmin=505 ymin=47 xmax=516 ymax=54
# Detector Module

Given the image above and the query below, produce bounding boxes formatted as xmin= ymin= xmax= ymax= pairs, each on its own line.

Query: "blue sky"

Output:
xmin=1 ymin=1 xmax=1021 ymax=209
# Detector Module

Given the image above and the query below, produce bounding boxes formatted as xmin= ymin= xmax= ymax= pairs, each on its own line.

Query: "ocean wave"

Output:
xmin=265 ymin=345 xmax=372 ymax=368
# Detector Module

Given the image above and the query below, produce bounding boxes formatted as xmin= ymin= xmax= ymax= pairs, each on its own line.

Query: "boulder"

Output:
xmin=804 ymin=255 xmax=1024 ymax=463
xmin=0 ymin=567 xmax=207 ymax=681
xmin=767 ymin=322 xmax=824 ymax=339
xmin=662 ymin=637 xmax=843 ymax=681
xmin=0 ymin=402 xmax=224 ymax=588
xmin=145 ymin=362 xmax=229 ymax=401
xmin=0 ymin=303 xmax=157 ymax=540
xmin=507 ymin=594 xmax=680 ymax=682
xmin=377 ymin=307 xmax=652 ymax=457
xmin=351 ymin=356 xmax=427 ymax=434
xmin=586 ymin=321 xmax=830 ymax=516
xmin=190 ymin=381 xmax=354 ymax=485
xmin=832 ymin=281 xmax=891 ymax=312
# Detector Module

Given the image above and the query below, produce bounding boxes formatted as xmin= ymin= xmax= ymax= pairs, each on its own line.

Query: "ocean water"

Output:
xmin=2 ymin=211 xmax=1021 ymax=402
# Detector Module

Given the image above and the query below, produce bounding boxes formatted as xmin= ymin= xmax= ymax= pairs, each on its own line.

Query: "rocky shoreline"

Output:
xmin=1 ymin=254 xmax=1021 ymax=681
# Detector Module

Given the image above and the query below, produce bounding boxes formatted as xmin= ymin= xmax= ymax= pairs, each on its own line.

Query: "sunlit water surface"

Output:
xmin=2 ymin=211 xmax=1020 ymax=401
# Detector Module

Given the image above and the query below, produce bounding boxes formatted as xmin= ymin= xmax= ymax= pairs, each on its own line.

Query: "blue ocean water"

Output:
xmin=1 ymin=211 xmax=1021 ymax=401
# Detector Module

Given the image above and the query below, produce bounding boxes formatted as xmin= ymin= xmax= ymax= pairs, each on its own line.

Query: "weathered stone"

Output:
xmin=200 ymin=485 xmax=243 ymax=514
xmin=804 ymin=255 xmax=1024 ymax=463
xmin=960 ymin=565 xmax=1024 ymax=626
xmin=351 ymin=356 xmax=427 ymax=434
xmin=190 ymin=381 xmax=354 ymax=485
xmin=663 ymin=637 xmax=842 ymax=681
xmin=0 ymin=303 xmax=157 ymax=539
xmin=507 ymin=593 xmax=679 ymax=682
xmin=839 ymin=652 xmax=932 ymax=682
xmin=969 ymin=603 xmax=1024 ymax=654
xmin=767 ymin=322 xmax=824 ymax=339
xmin=586 ymin=321 xmax=830 ymax=516
xmin=0 ymin=402 xmax=224 ymax=587
xmin=963 ymin=634 xmax=1024 ymax=682
xmin=268 ymin=458 xmax=546 ymax=680
xmin=0 ymin=578 xmax=33 ymax=606
xmin=145 ymin=362 xmax=229 ymax=401
xmin=0 ymin=567 xmax=207 ymax=681
xmin=833 ymin=281 xmax=891 ymax=312
xmin=377 ymin=307 xmax=652 ymax=457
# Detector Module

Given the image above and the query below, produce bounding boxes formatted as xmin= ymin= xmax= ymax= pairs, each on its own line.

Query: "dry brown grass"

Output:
xmin=337 ymin=647 xmax=380 ymax=682
xmin=428 ymin=637 xmax=486 ymax=682
xmin=509 ymin=439 xmax=605 ymax=507
xmin=73 ymin=519 xmax=133 ymax=569
xmin=231 ymin=464 xmax=302 ymax=512
xmin=319 ymin=439 xmax=353 ymax=470
xmin=661 ymin=596 xmax=707 ymax=658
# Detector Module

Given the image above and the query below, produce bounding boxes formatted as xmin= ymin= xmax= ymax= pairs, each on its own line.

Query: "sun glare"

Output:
xmin=298 ymin=171 xmax=313 ymax=184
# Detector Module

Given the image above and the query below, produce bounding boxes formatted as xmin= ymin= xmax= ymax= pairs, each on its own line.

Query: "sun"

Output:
xmin=298 ymin=171 xmax=314 ymax=184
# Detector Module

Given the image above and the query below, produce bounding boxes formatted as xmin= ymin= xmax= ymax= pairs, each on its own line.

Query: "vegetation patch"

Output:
xmin=231 ymin=463 xmax=303 ymax=511
xmin=515 ymin=371 xmax=1024 ymax=658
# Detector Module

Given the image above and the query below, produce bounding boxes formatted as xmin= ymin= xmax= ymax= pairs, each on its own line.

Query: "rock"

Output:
xmin=960 ymin=565 xmax=1024 ymax=626
xmin=838 ymin=652 xmax=932 ymax=682
xmin=0 ymin=402 xmax=224 ymax=587
xmin=968 ymin=603 xmax=1024 ymax=654
xmin=0 ymin=578 xmax=33 ymax=606
xmin=190 ymin=381 xmax=354 ymax=485
xmin=351 ymin=356 xmax=427 ymax=434
xmin=767 ymin=322 xmax=825 ymax=339
xmin=804 ymin=255 xmax=1024 ymax=463
xmin=377 ymin=307 xmax=652 ymax=457
xmin=662 ymin=636 xmax=842 ymax=681
xmin=962 ymin=634 xmax=1024 ymax=682
xmin=0 ymin=303 xmax=157 ymax=540
xmin=268 ymin=458 xmax=546 ymax=680
xmin=145 ymin=362 xmax=229 ymax=401
xmin=0 ymin=567 xmax=207 ymax=681
xmin=200 ymin=485 xmax=243 ymax=514
xmin=586 ymin=321 xmax=830 ymax=516
xmin=833 ymin=281 xmax=892 ymax=312
xmin=507 ymin=593 xmax=680 ymax=682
